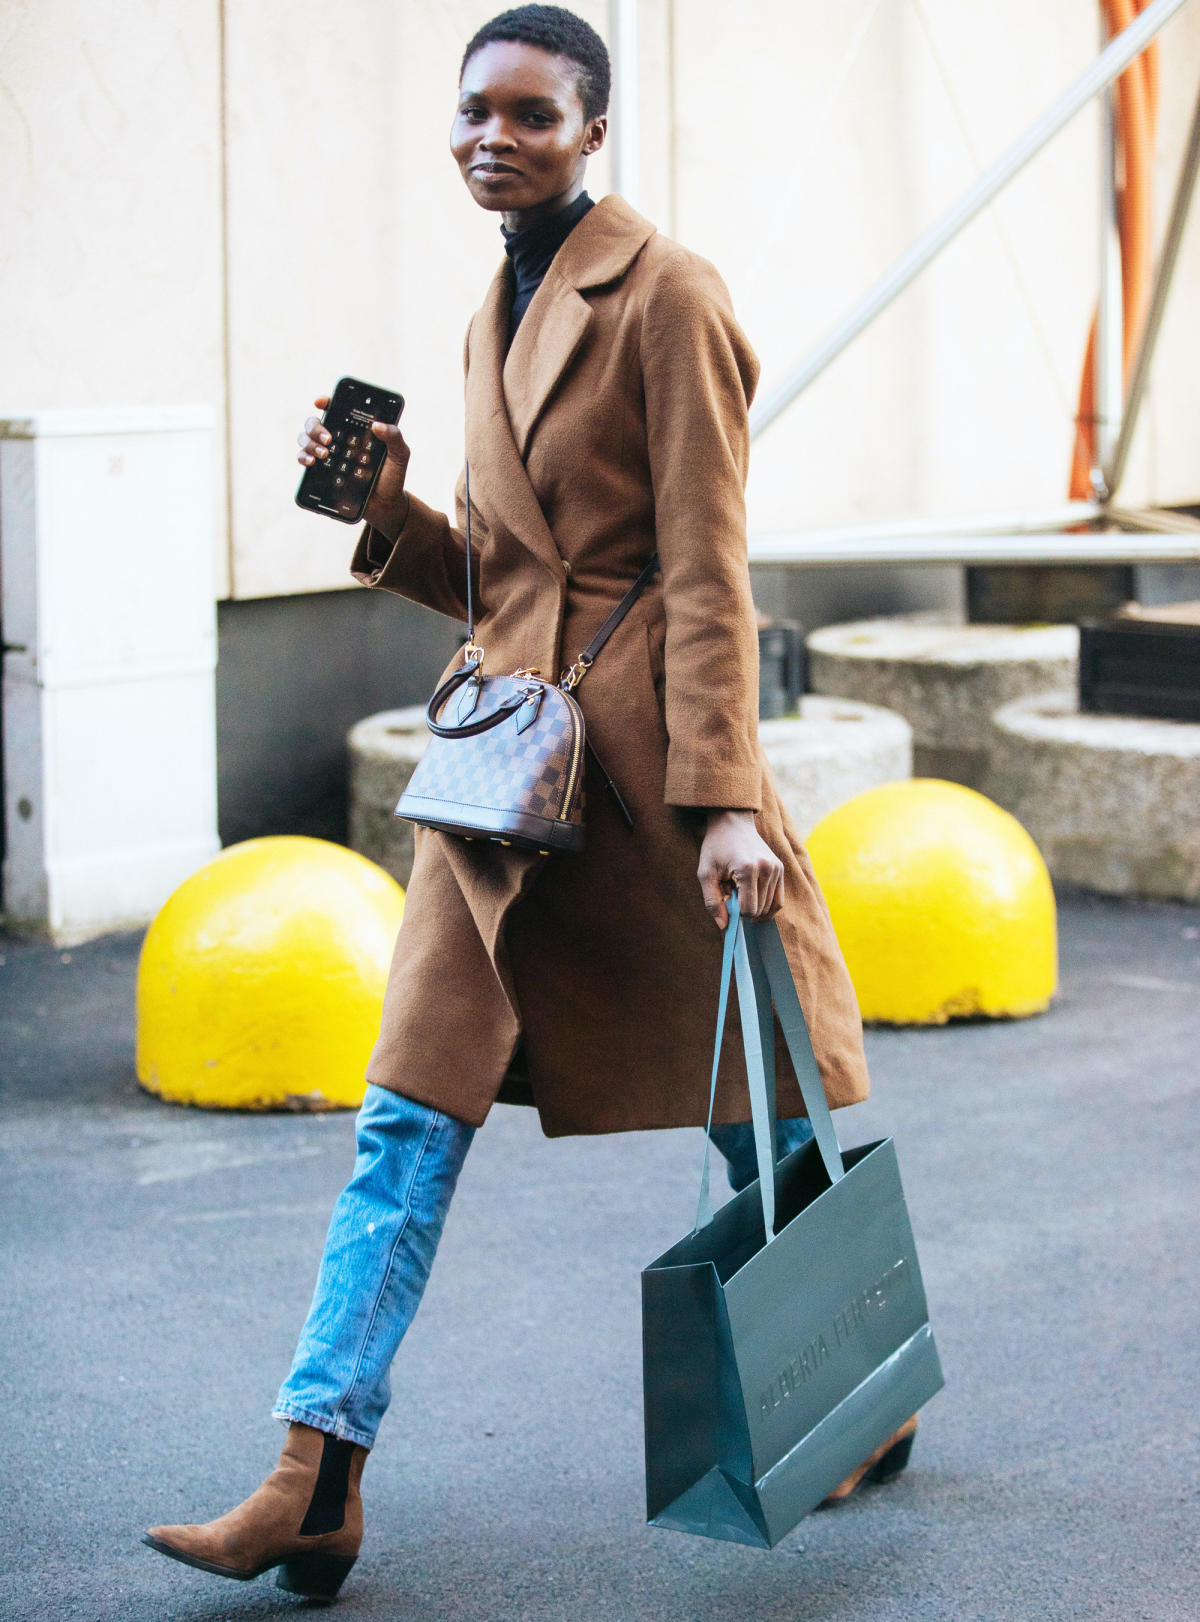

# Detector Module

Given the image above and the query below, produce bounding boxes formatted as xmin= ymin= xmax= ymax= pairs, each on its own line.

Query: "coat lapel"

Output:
xmin=466 ymin=195 xmax=659 ymax=580
xmin=502 ymin=279 xmax=592 ymax=460
xmin=503 ymin=195 xmax=658 ymax=458
xmin=464 ymin=261 xmax=567 ymax=583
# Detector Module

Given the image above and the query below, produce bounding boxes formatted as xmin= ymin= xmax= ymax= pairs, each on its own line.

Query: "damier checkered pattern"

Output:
xmin=399 ymin=674 xmax=584 ymax=831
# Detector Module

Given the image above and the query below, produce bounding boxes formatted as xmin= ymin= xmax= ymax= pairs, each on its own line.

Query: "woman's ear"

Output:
xmin=582 ymin=115 xmax=607 ymax=156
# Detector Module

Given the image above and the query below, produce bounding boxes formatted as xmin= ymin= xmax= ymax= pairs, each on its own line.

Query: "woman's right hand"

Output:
xmin=296 ymin=395 xmax=412 ymax=540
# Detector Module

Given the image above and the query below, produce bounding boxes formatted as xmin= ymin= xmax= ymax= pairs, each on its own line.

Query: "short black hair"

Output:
xmin=461 ymin=5 xmax=611 ymax=122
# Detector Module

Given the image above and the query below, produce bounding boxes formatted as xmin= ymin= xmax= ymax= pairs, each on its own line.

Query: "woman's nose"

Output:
xmin=479 ymin=121 xmax=517 ymax=152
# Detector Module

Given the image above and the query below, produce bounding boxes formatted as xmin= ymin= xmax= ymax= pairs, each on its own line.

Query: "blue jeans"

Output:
xmin=274 ymin=1083 xmax=814 ymax=1448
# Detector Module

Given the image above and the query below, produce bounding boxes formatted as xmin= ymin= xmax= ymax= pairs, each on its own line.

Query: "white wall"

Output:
xmin=1 ymin=1 xmax=1197 ymax=602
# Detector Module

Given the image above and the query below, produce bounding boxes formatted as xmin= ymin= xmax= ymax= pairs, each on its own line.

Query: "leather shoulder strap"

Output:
xmin=561 ymin=554 xmax=660 ymax=689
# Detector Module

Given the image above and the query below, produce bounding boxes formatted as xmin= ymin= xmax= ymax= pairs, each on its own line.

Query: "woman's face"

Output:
xmin=452 ymin=41 xmax=606 ymax=224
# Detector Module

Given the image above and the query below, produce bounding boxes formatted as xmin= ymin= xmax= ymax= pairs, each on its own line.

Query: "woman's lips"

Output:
xmin=472 ymin=162 xmax=521 ymax=179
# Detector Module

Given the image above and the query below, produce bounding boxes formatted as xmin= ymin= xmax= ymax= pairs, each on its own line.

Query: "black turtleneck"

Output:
xmin=501 ymin=191 xmax=594 ymax=349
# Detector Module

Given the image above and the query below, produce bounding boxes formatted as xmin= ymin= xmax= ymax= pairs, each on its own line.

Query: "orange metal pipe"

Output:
xmin=1069 ymin=0 xmax=1159 ymax=498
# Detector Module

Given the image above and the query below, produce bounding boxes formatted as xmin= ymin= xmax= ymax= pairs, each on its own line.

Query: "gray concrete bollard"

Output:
xmin=759 ymin=696 xmax=912 ymax=836
xmin=985 ymin=690 xmax=1200 ymax=901
xmin=348 ymin=706 xmax=430 ymax=890
xmin=348 ymin=696 xmax=912 ymax=887
xmin=807 ymin=613 xmax=1078 ymax=789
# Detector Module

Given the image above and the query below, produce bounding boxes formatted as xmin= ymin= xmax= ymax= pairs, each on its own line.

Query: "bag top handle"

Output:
xmin=695 ymin=892 xmax=844 ymax=1242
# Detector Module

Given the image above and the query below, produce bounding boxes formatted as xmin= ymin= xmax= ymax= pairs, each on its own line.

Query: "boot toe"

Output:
xmin=145 ymin=1523 xmax=199 ymax=1550
xmin=143 ymin=1525 xmax=259 ymax=1578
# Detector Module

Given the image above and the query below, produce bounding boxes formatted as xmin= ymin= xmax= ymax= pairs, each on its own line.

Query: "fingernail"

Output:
xmin=322 ymin=432 xmax=331 ymax=444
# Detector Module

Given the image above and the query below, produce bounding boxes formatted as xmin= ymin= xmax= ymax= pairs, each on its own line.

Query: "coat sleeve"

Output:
xmin=640 ymin=251 xmax=764 ymax=811
xmin=349 ymin=318 xmax=482 ymax=623
xmin=349 ymin=473 xmax=482 ymax=625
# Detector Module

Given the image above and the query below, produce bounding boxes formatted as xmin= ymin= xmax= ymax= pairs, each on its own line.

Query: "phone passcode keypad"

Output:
xmin=321 ymin=417 xmax=382 ymax=513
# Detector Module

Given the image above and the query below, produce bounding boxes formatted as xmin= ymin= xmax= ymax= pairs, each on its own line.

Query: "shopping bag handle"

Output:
xmin=695 ymin=892 xmax=844 ymax=1241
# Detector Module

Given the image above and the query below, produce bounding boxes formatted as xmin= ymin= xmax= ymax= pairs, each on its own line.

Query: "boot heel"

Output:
xmin=866 ymin=1430 xmax=915 ymax=1484
xmin=276 ymin=1551 xmax=356 ymax=1599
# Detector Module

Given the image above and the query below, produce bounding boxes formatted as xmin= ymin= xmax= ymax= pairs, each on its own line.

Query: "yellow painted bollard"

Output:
xmin=806 ymin=779 xmax=1057 ymax=1024
xmin=137 ymin=837 xmax=405 ymax=1109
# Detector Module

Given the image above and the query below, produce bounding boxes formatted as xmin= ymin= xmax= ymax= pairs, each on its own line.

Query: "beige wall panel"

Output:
xmin=0 ymin=0 xmax=227 ymax=591
xmin=223 ymin=0 xmax=404 ymax=599
xmin=627 ymin=0 xmax=673 ymax=227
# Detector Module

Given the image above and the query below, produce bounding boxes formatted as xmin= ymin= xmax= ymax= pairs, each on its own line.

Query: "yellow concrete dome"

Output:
xmin=805 ymin=779 xmax=1056 ymax=1024
xmin=137 ymin=837 xmax=405 ymax=1109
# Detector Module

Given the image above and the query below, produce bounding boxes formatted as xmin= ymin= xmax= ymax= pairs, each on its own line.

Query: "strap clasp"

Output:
xmin=559 ymin=653 xmax=593 ymax=691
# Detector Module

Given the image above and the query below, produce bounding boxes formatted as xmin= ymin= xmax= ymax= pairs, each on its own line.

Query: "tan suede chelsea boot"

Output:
xmin=820 ymin=1413 xmax=919 ymax=1506
xmin=143 ymin=1422 xmax=367 ymax=1600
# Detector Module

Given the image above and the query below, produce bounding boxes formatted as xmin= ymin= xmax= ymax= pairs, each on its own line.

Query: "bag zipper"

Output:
xmin=559 ymin=694 xmax=585 ymax=820
xmin=512 ymin=670 xmax=585 ymax=824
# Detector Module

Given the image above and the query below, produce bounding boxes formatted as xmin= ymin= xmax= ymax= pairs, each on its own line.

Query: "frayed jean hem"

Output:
xmin=271 ymin=1403 xmax=376 ymax=1451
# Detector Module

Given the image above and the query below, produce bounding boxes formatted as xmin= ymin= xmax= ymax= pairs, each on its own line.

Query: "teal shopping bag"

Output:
xmin=642 ymin=896 xmax=943 ymax=1549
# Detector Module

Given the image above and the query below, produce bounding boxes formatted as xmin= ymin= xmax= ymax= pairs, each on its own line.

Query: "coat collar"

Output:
xmin=466 ymin=195 xmax=657 ymax=580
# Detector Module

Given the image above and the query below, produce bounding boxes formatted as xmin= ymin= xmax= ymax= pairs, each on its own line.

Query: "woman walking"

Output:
xmin=144 ymin=6 xmax=913 ymax=1598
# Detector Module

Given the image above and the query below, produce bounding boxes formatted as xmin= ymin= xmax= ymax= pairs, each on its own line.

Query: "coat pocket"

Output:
xmin=643 ymin=611 xmax=667 ymax=716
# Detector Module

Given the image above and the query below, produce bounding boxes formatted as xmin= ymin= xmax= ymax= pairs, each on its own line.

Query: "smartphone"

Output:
xmin=295 ymin=376 xmax=404 ymax=524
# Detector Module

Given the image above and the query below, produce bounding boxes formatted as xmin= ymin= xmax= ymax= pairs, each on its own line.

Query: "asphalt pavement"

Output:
xmin=2 ymin=892 xmax=1198 ymax=1622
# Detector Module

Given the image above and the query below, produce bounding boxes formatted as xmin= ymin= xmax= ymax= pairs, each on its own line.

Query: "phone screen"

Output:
xmin=295 ymin=377 xmax=404 ymax=524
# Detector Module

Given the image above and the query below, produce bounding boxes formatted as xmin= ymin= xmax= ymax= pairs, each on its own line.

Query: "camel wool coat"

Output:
xmin=350 ymin=194 xmax=870 ymax=1136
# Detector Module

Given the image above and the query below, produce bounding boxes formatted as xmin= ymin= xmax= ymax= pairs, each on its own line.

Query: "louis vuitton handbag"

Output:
xmin=642 ymin=893 xmax=944 ymax=1548
xmin=395 ymin=463 xmax=658 ymax=853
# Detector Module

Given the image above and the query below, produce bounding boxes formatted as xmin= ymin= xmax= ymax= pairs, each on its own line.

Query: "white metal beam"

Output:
xmin=748 ymin=531 xmax=1200 ymax=568
xmin=748 ymin=502 xmax=1200 ymax=568
xmin=609 ymin=0 xmax=639 ymax=207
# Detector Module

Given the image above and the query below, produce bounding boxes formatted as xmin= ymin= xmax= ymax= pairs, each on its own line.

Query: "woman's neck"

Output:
xmin=501 ymin=176 xmax=587 ymax=235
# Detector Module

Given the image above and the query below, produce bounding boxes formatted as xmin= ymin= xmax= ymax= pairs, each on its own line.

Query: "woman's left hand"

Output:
xmin=698 ymin=811 xmax=785 ymax=930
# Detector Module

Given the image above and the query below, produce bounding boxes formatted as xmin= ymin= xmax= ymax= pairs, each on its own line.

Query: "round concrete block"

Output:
xmin=759 ymin=697 xmax=912 ymax=837
xmin=348 ymin=705 xmax=430 ymax=888
xmin=987 ymin=691 xmax=1200 ymax=900
xmin=807 ymin=614 xmax=1079 ymax=788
